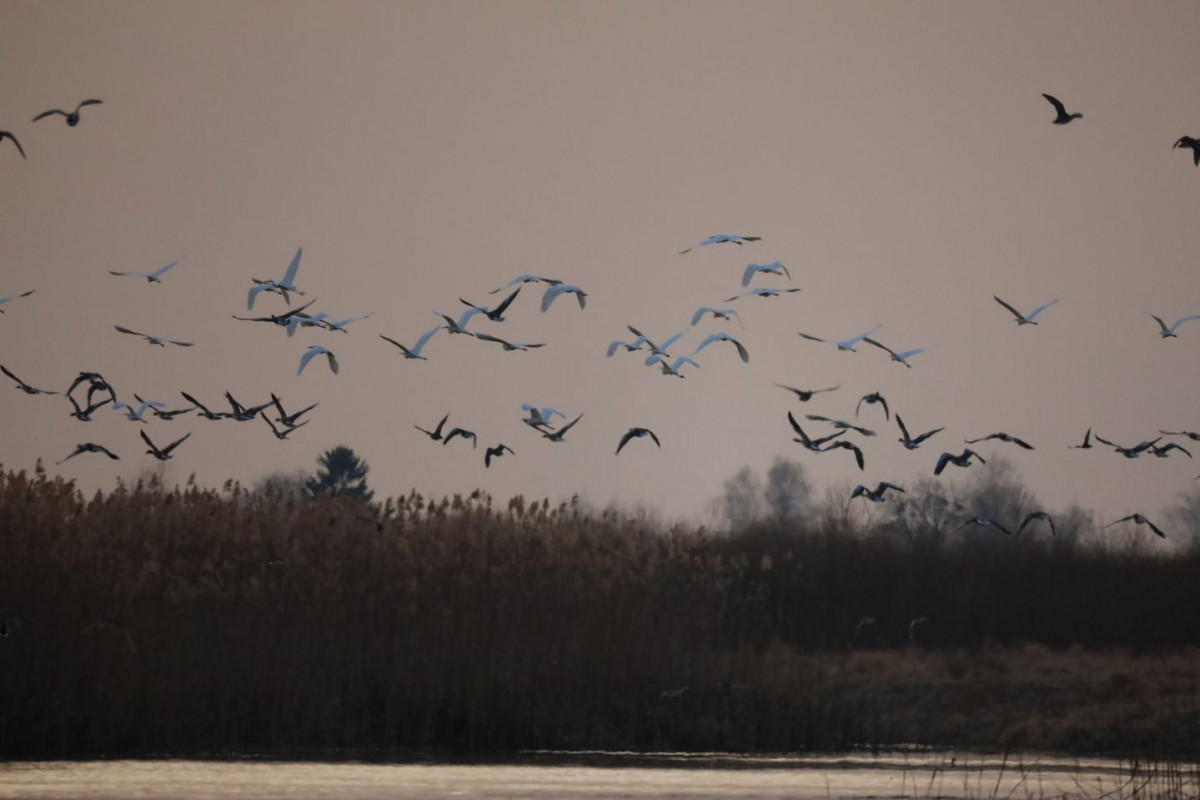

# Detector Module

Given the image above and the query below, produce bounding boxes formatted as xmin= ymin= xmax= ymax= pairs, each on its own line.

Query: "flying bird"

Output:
xmin=787 ymin=411 xmax=845 ymax=452
xmin=0 ymin=289 xmax=36 ymax=313
xmin=993 ymin=295 xmax=1058 ymax=326
xmin=725 ymin=287 xmax=800 ymax=302
xmin=1069 ymin=428 xmax=1094 ymax=449
xmin=415 ymin=413 xmax=450 ymax=442
xmin=851 ymin=482 xmax=905 ymax=502
xmin=262 ymin=413 xmax=307 ymax=440
xmin=541 ymin=283 xmax=587 ymax=312
xmin=863 ymin=337 xmax=930 ymax=368
xmin=472 ymin=332 xmax=545 ymax=352
xmin=68 ymin=372 xmax=116 ymax=407
xmin=488 ymin=275 xmax=561 ymax=294
xmin=112 ymin=399 xmax=165 ymax=422
xmin=934 ymin=449 xmax=986 ymax=475
xmin=435 ymin=309 xmax=482 ymax=336
xmin=958 ymin=516 xmax=1013 ymax=535
xmin=1042 ymin=93 xmax=1082 ymax=125
xmin=965 ymin=432 xmax=1034 ymax=450
xmin=113 ymin=325 xmax=193 ymax=347
xmin=443 ymin=427 xmax=478 ymax=448
xmin=232 ymin=298 xmax=318 ymax=326
xmin=896 ymin=415 xmax=943 ymax=450
xmin=58 ymin=442 xmax=119 ymax=464
xmin=542 ymin=413 xmax=584 ymax=442
xmin=1104 ymin=513 xmax=1166 ymax=539
xmin=140 ymin=430 xmax=191 ymax=461
xmin=741 ymin=261 xmax=790 ymax=287
xmin=627 ymin=325 xmax=687 ymax=361
xmin=460 ymin=288 xmax=521 ymax=322
xmin=1160 ymin=430 xmax=1200 ymax=443
xmin=521 ymin=404 xmax=565 ymax=430
xmin=693 ymin=332 xmax=749 ymax=363
xmin=379 ymin=326 xmax=439 ymax=361
xmin=34 ymin=99 xmax=103 ymax=126
xmin=679 ymin=234 xmax=761 ymax=254
xmin=798 ymin=325 xmax=880 ymax=352
xmin=269 ymin=394 xmax=317 ymax=428
xmin=297 ymin=346 xmax=338 ymax=375
xmin=484 ymin=444 xmax=514 ymax=467
xmin=224 ymin=391 xmax=272 ymax=422
xmin=135 ymin=393 xmax=193 ymax=420
xmin=690 ymin=307 xmax=743 ymax=328
xmin=606 ymin=335 xmax=648 ymax=357
xmin=647 ymin=355 xmax=700 ymax=378
xmin=1019 ymin=511 xmax=1056 ymax=537
xmin=822 ymin=439 xmax=866 ymax=471
xmin=109 ymin=256 xmax=185 ymax=284
xmin=68 ymin=394 xmax=112 ymax=421
xmin=249 ymin=247 xmax=304 ymax=308
xmin=775 ymin=383 xmax=839 ymax=402
xmin=1174 ymin=136 xmax=1200 ymax=166
xmin=1 ymin=365 xmax=57 ymax=395
xmin=805 ymin=414 xmax=876 ymax=437
xmin=616 ymin=427 xmax=660 ymax=455
xmin=856 ymin=392 xmax=889 ymax=421
xmin=180 ymin=392 xmax=228 ymax=421
xmin=1146 ymin=312 xmax=1200 ymax=339
xmin=1094 ymin=434 xmax=1160 ymax=459
xmin=320 ymin=312 xmax=374 ymax=333
xmin=0 ymin=131 xmax=26 ymax=159
xmin=1150 ymin=442 xmax=1192 ymax=459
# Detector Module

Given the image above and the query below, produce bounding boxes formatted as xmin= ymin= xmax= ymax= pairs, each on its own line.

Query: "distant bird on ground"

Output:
xmin=460 ymin=287 xmax=521 ymax=322
xmin=112 ymin=399 xmax=164 ymax=422
xmin=415 ymin=413 xmax=450 ymax=442
xmin=1 ymin=365 xmax=57 ymax=395
xmin=958 ymin=516 xmax=1013 ymax=536
xmin=741 ymin=261 xmax=790 ymax=287
xmin=966 ymin=432 xmax=1034 ymax=450
xmin=679 ymin=234 xmax=761 ymax=254
xmin=725 ymin=287 xmax=800 ymax=301
xmin=521 ymin=404 xmax=565 ymax=430
xmin=896 ymin=415 xmax=943 ymax=450
xmin=1094 ymin=434 xmax=1160 ymax=459
xmin=822 ymin=439 xmax=866 ymax=470
xmin=140 ymin=430 xmax=191 ymax=461
xmin=249 ymin=247 xmax=304 ymax=308
xmin=180 ymin=392 xmax=228 ymax=421
xmin=994 ymin=295 xmax=1058 ymax=326
xmin=1172 ymin=136 xmax=1199 ymax=166
xmin=109 ymin=256 xmax=184 ymax=283
xmin=856 ymin=392 xmax=889 ymax=420
xmin=473 ymin=332 xmax=545 ymax=352
xmin=542 ymin=413 xmax=584 ymax=442
xmin=934 ymin=449 xmax=986 ymax=475
xmin=787 ymin=411 xmax=845 ymax=451
xmin=776 ymin=383 xmax=839 ymax=402
xmin=1070 ymin=428 xmax=1094 ymax=449
xmin=1147 ymin=312 xmax=1200 ymax=338
xmin=798 ymin=325 xmax=880 ymax=352
xmin=484 ymin=444 xmax=514 ymax=467
xmin=489 ymin=275 xmax=561 ymax=294
xmin=693 ymin=332 xmax=750 ymax=363
xmin=298 ymin=345 xmax=338 ymax=375
xmin=1105 ymin=513 xmax=1166 ymax=539
xmin=863 ymin=337 xmax=930 ymax=367
xmin=805 ymin=414 xmax=876 ymax=437
xmin=443 ymin=427 xmax=478 ymax=448
xmin=1019 ymin=511 xmax=1056 ymax=536
xmin=541 ymin=283 xmax=587 ymax=312
xmin=0 ymin=131 xmax=26 ymax=159
xmin=616 ymin=427 xmax=660 ymax=455
xmin=33 ymin=99 xmax=103 ymax=126
xmin=58 ymin=442 xmax=119 ymax=464
xmin=270 ymin=394 xmax=317 ymax=428
xmin=1150 ymin=442 xmax=1192 ymax=459
xmin=262 ymin=413 xmax=307 ymax=440
xmin=0 ymin=289 xmax=36 ymax=313
xmin=1042 ymin=93 xmax=1082 ymax=125
xmin=691 ymin=307 xmax=743 ymax=328
xmin=113 ymin=325 xmax=193 ymax=347
xmin=647 ymin=355 xmax=699 ymax=378
xmin=68 ymin=394 xmax=112 ymax=421
xmin=851 ymin=482 xmax=904 ymax=502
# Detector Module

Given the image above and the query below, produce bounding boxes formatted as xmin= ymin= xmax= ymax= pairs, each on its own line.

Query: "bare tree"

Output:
xmin=716 ymin=465 xmax=764 ymax=531
xmin=763 ymin=457 xmax=811 ymax=524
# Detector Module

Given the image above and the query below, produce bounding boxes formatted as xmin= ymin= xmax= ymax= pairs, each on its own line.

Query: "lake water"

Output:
xmin=0 ymin=751 xmax=1190 ymax=799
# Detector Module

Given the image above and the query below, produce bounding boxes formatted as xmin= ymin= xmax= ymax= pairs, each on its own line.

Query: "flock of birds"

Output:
xmin=3 ymin=92 xmax=1199 ymax=541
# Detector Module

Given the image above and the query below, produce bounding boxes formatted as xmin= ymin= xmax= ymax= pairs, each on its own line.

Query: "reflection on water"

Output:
xmin=0 ymin=751 xmax=1194 ymax=799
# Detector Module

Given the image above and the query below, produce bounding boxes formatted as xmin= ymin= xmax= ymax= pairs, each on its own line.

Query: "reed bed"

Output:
xmin=2 ymin=465 xmax=1199 ymax=759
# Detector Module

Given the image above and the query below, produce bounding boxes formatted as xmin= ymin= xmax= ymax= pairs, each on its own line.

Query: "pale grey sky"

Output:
xmin=2 ymin=1 xmax=1199 ymax=524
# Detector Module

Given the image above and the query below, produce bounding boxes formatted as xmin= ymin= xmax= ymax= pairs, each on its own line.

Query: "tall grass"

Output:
xmin=2 ymin=465 xmax=1199 ymax=758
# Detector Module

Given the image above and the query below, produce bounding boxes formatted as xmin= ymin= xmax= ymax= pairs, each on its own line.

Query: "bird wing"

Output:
xmin=615 ymin=429 xmax=636 ymax=455
xmin=1042 ymin=93 xmax=1067 ymax=116
xmin=77 ymin=99 xmax=104 ymax=110
xmin=934 ymin=452 xmax=952 ymax=475
xmin=647 ymin=430 xmax=661 ymax=447
xmin=0 ymin=131 xmax=26 ymax=158
xmin=297 ymin=347 xmax=321 ymax=375
xmin=740 ymin=264 xmax=761 ymax=287
xmin=32 ymin=109 xmax=67 ymax=122
xmin=379 ymin=333 xmax=413 ymax=356
xmin=1025 ymin=298 xmax=1059 ymax=321
xmin=993 ymin=295 xmax=1024 ymax=321
xmin=410 ymin=325 xmax=439 ymax=354
xmin=797 ymin=332 xmax=826 ymax=343
xmin=139 ymin=429 xmax=159 ymax=454
xmin=1144 ymin=518 xmax=1166 ymax=538
xmin=849 ymin=443 xmax=864 ymax=470
xmin=786 ymin=411 xmax=808 ymax=441
xmin=151 ymin=257 xmax=184 ymax=278
xmin=280 ymin=248 xmax=302 ymax=286
xmin=113 ymin=325 xmax=148 ymax=340
xmin=0 ymin=365 xmax=29 ymax=389
xmin=558 ymin=414 xmax=583 ymax=436
xmin=540 ymin=284 xmax=566 ymax=312
xmin=862 ymin=337 xmax=897 ymax=358
xmin=491 ymin=287 xmax=521 ymax=316
xmin=895 ymin=415 xmax=912 ymax=443
xmin=1170 ymin=313 xmax=1200 ymax=332
xmin=1147 ymin=313 xmax=1171 ymax=334
xmin=912 ymin=427 xmax=944 ymax=445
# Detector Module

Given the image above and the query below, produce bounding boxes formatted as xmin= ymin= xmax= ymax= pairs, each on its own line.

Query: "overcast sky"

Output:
xmin=2 ymin=1 xmax=1199 ymax=526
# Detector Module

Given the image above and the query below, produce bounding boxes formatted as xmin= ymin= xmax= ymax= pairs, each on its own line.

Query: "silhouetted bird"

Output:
xmin=484 ymin=444 xmax=514 ymax=468
xmin=1042 ymin=93 xmax=1082 ymax=124
xmin=776 ymin=383 xmax=839 ymax=402
xmin=109 ymin=256 xmax=185 ymax=283
xmin=679 ymin=234 xmax=760 ymax=254
xmin=787 ymin=411 xmax=845 ymax=452
xmin=616 ymin=427 xmax=660 ymax=455
xmin=822 ymin=439 xmax=865 ymax=470
xmin=896 ymin=415 xmax=943 ymax=450
xmin=851 ymin=482 xmax=904 ymax=502
xmin=805 ymin=414 xmax=875 ymax=437
xmin=1019 ymin=511 xmax=1056 ymax=536
xmin=856 ymin=392 xmax=889 ymax=420
xmin=1069 ymin=427 xmax=1093 ymax=449
xmin=415 ymin=413 xmax=450 ymax=442
xmin=934 ymin=449 xmax=986 ymax=475
xmin=113 ymin=325 xmax=193 ymax=347
xmin=543 ymin=413 xmax=584 ymax=442
xmin=59 ymin=442 xmax=119 ymax=464
xmin=1 ymin=365 xmax=57 ymax=395
xmin=0 ymin=131 xmax=26 ymax=159
xmin=141 ymin=430 xmax=191 ymax=461
xmin=33 ymin=99 xmax=102 ymax=126
xmin=863 ymin=337 xmax=930 ymax=367
xmin=443 ymin=427 xmax=477 ymax=448
xmin=958 ymin=516 xmax=1013 ymax=535
xmin=459 ymin=287 xmax=521 ymax=322
xmin=1105 ymin=513 xmax=1166 ymax=539
xmin=994 ymin=295 xmax=1058 ymax=325
xmin=966 ymin=432 xmax=1034 ymax=450
xmin=1173 ymin=136 xmax=1200 ymax=166
xmin=0 ymin=289 xmax=36 ymax=313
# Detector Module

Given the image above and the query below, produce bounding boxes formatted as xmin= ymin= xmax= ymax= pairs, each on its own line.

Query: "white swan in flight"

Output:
xmin=249 ymin=247 xmax=304 ymax=308
xmin=541 ymin=283 xmax=587 ymax=312
xmin=725 ymin=287 xmax=800 ymax=302
xmin=113 ymin=399 xmax=165 ymax=422
xmin=1147 ymin=312 xmax=1200 ymax=338
xmin=114 ymin=325 xmax=193 ymax=347
xmin=489 ymin=275 xmax=561 ymax=294
xmin=798 ymin=325 xmax=880 ymax=352
xmin=994 ymin=295 xmax=1058 ymax=326
xmin=690 ymin=307 xmax=742 ymax=328
xmin=693 ymin=332 xmax=749 ymax=363
xmin=741 ymin=261 xmax=790 ymax=287
xmin=521 ymin=404 xmax=565 ymax=430
xmin=627 ymin=325 xmax=687 ymax=363
xmin=298 ymin=345 xmax=338 ymax=375
xmin=380 ymin=326 xmax=439 ymax=360
xmin=109 ymin=256 xmax=185 ymax=284
xmin=679 ymin=234 xmax=761 ymax=254
xmin=863 ymin=337 xmax=931 ymax=367
xmin=0 ymin=289 xmax=36 ymax=313
xmin=646 ymin=355 xmax=699 ymax=378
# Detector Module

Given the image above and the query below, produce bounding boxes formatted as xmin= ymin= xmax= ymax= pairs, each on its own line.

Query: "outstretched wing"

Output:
xmin=32 ymin=109 xmax=67 ymax=122
xmin=1041 ymin=93 xmax=1067 ymax=116
xmin=993 ymin=295 xmax=1024 ymax=321
xmin=0 ymin=131 xmax=26 ymax=158
xmin=1025 ymin=298 xmax=1059 ymax=321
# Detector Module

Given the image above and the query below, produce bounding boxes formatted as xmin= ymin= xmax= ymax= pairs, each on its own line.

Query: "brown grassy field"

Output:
xmin=2 ymin=465 xmax=1199 ymax=759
